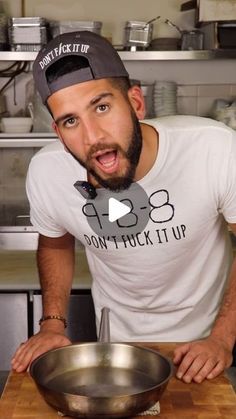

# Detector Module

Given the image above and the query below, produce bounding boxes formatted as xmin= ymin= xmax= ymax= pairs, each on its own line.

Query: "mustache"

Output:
xmin=86 ymin=142 xmax=124 ymax=162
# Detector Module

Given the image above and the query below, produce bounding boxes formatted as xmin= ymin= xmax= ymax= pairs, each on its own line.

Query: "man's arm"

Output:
xmin=11 ymin=232 xmax=75 ymax=372
xmin=173 ymin=223 xmax=236 ymax=383
xmin=37 ymin=232 xmax=75 ymax=320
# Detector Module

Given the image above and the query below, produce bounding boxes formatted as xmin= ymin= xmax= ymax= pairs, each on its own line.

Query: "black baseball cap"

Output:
xmin=33 ymin=31 xmax=129 ymax=104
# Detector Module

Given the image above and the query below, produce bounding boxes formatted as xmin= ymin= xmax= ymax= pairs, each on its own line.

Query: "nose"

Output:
xmin=82 ymin=117 xmax=105 ymax=146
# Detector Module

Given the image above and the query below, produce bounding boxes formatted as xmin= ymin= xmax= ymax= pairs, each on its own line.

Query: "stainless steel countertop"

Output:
xmin=0 ymin=249 xmax=92 ymax=290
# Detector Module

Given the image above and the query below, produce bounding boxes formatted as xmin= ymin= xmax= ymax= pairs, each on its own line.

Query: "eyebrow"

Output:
xmin=90 ymin=92 xmax=113 ymax=105
xmin=54 ymin=92 xmax=114 ymax=125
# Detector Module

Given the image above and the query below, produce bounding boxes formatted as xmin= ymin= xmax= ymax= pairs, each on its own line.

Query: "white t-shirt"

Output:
xmin=26 ymin=115 xmax=236 ymax=342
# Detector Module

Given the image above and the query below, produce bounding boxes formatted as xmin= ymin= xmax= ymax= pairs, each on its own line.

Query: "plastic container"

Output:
xmin=8 ymin=17 xmax=48 ymax=51
xmin=1 ymin=117 xmax=32 ymax=133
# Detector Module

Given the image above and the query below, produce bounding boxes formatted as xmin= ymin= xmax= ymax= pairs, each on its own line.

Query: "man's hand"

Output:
xmin=11 ymin=330 xmax=71 ymax=373
xmin=173 ymin=336 xmax=233 ymax=383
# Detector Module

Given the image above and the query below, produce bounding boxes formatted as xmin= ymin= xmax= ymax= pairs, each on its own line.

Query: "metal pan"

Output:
xmin=30 ymin=308 xmax=173 ymax=418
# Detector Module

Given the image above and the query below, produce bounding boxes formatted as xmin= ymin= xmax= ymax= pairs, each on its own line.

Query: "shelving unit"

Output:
xmin=0 ymin=47 xmax=235 ymax=147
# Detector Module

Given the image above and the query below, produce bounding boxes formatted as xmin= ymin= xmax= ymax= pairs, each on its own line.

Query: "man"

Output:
xmin=12 ymin=31 xmax=236 ymax=383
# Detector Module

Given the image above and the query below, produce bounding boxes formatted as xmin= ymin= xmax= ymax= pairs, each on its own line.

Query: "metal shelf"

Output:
xmin=0 ymin=51 xmax=37 ymax=61
xmin=0 ymin=49 xmax=236 ymax=61
xmin=120 ymin=49 xmax=236 ymax=60
xmin=0 ymin=133 xmax=57 ymax=147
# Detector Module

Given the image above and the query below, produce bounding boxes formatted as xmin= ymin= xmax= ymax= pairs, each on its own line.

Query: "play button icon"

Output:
xmin=108 ymin=197 xmax=131 ymax=223
xmin=82 ymin=182 xmax=150 ymax=242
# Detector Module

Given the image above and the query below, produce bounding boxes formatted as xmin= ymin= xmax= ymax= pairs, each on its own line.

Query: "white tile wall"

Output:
xmin=197 ymin=85 xmax=231 ymax=97
xmin=177 ymin=83 xmax=236 ymax=117
xmin=177 ymin=96 xmax=198 ymax=116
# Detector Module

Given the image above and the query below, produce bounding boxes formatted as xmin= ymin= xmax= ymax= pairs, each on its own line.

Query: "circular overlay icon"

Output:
xmin=82 ymin=182 xmax=150 ymax=242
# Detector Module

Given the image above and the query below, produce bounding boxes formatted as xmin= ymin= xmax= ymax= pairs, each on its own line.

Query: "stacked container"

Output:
xmin=8 ymin=17 xmax=48 ymax=51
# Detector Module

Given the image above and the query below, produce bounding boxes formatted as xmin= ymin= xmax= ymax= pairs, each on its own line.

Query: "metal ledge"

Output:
xmin=0 ymin=133 xmax=57 ymax=147
xmin=0 ymin=138 xmax=56 ymax=147
xmin=0 ymin=226 xmax=85 ymax=251
xmin=1 ymin=49 xmax=236 ymax=62
xmin=0 ymin=226 xmax=39 ymax=251
xmin=119 ymin=49 xmax=236 ymax=60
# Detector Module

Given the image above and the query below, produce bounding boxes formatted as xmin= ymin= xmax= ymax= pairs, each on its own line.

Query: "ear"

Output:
xmin=52 ymin=121 xmax=68 ymax=150
xmin=52 ymin=120 xmax=60 ymax=137
xmin=127 ymin=85 xmax=146 ymax=120
xmin=52 ymin=121 xmax=64 ymax=143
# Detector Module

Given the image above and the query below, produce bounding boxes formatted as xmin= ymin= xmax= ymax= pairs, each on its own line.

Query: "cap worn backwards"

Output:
xmin=33 ymin=31 xmax=129 ymax=104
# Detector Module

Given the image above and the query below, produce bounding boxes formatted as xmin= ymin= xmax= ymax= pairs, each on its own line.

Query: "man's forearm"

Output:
xmin=210 ymin=256 xmax=236 ymax=350
xmin=37 ymin=233 xmax=75 ymax=320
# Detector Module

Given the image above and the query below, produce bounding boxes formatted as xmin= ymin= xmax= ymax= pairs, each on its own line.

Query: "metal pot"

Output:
xmin=30 ymin=308 xmax=173 ymax=418
xmin=164 ymin=19 xmax=204 ymax=51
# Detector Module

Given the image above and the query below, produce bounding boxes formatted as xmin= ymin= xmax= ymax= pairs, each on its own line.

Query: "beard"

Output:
xmin=68 ymin=110 xmax=143 ymax=192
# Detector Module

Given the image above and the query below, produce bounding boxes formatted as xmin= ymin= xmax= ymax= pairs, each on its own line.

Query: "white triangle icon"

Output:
xmin=108 ymin=197 xmax=131 ymax=223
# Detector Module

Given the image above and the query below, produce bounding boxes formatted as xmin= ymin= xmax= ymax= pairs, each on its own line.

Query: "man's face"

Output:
xmin=48 ymin=79 xmax=144 ymax=191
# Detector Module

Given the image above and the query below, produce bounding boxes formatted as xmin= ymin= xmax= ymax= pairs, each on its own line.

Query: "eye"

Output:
xmin=64 ymin=117 xmax=77 ymax=128
xmin=96 ymin=104 xmax=109 ymax=114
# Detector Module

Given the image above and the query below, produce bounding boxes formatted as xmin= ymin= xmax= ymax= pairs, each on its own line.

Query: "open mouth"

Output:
xmin=93 ymin=149 xmax=119 ymax=174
